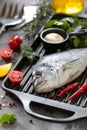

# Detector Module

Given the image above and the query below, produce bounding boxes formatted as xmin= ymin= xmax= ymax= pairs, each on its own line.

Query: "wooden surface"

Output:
xmin=0 ymin=0 xmax=87 ymax=130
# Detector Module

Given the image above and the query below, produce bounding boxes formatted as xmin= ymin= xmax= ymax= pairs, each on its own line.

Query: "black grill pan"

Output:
xmin=2 ymin=13 xmax=87 ymax=122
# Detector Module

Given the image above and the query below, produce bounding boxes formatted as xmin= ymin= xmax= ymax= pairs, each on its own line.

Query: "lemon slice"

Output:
xmin=0 ymin=63 xmax=12 ymax=78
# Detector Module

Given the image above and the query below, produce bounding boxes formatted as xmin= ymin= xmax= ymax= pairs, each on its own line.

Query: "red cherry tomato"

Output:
xmin=0 ymin=48 xmax=13 ymax=61
xmin=8 ymin=36 xmax=23 ymax=50
xmin=8 ymin=70 xmax=24 ymax=84
xmin=13 ymin=36 xmax=23 ymax=44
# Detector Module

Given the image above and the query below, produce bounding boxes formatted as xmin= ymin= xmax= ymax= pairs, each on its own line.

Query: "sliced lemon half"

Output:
xmin=0 ymin=63 xmax=12 ymax=78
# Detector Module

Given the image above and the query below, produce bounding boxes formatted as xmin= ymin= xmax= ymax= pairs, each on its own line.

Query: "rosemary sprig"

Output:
xmin=24 ymin=0 xmax=53 ymax=39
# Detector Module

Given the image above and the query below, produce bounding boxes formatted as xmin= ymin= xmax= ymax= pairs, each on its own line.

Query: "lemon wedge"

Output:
xmin=0 ymin=63 xmax=12 ymax=78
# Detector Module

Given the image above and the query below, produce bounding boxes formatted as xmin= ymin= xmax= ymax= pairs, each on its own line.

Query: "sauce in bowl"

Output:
xmin=44 ymin=33 xmax=64 ymax=43
xmin=40 ymin=28 xmax=69 ymax=53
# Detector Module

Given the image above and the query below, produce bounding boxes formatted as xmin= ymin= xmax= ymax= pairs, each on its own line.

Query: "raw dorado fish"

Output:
xmin=32 ymin=48 xmax=87 ymax=93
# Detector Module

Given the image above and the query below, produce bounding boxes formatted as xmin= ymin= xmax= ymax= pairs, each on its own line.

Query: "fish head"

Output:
xmin=32 ymin=63 xmax=58 ymax=93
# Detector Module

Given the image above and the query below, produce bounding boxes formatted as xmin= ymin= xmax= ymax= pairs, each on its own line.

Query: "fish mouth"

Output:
xmin=35 ymin=81 xmax=48 ymax=93
xmin=32 ymin=75 xmax=48 ymax=93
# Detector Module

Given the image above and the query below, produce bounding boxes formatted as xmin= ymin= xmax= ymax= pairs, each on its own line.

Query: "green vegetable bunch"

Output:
xmin=0 ymin=113 xmax=17 ymax=125
xmin=45 ymin=19 xmax=70 ymax=31
xmin=45 ymin=16 xmax=87 ymax=32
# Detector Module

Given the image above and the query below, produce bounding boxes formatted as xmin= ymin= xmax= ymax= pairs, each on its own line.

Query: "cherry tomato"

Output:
xmin=8 ymin=36 xmax=23 ymax=50
xmin=8 ymin=70 xmax=24 ymax=84
xmin=13 ymin=36 xmax=23 ymax=44
xmin=0 ymin=48 xmax=13 ymax=61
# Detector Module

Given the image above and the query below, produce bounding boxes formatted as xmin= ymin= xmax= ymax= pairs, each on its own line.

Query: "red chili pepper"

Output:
xmin=67 ymin=83 xmax=87 ymax=101
xmin=57 ymin=82 xmax=79 ymax=97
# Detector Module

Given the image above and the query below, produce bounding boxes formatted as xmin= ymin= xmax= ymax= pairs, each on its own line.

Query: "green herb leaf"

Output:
xmin=69 ymin=36 xmax=80 ymax=48
xmin=21 ymin=45 xmax=39 ymax=60
xmin=0 ymin=113 xmax=17 ymax=125
xmin=69 ymin=35 xmax=87 ymax=48
xmin=45 ymin=19 xmax=58 ymax=28
xmin=45 ymin=19 xmax=70 ymax=31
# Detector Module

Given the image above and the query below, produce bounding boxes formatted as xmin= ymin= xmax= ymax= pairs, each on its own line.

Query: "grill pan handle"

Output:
xmin=23 ymin=99 xmax=80 ymax=122
xmin=9 ymin=89 xmax=87 ymax=122
xmin=25 ymin=104 xmax=83 ymax=122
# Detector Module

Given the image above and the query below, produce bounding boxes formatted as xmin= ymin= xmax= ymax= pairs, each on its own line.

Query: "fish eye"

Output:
xmin=32 ymin=71 xmax=42 ymax=83
xmin=36 ymin=71 xmax=42 ymax=78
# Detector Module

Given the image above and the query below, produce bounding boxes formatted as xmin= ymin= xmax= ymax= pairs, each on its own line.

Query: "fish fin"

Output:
xmin=62 ymin=58 xmax=80 ymax=71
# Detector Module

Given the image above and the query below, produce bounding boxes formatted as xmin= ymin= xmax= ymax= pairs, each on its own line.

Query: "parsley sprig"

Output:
xmin=21 ymin=45 xmax=39 ymax=60
xmin=0 ymin=113 xmax=17 ymax=125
